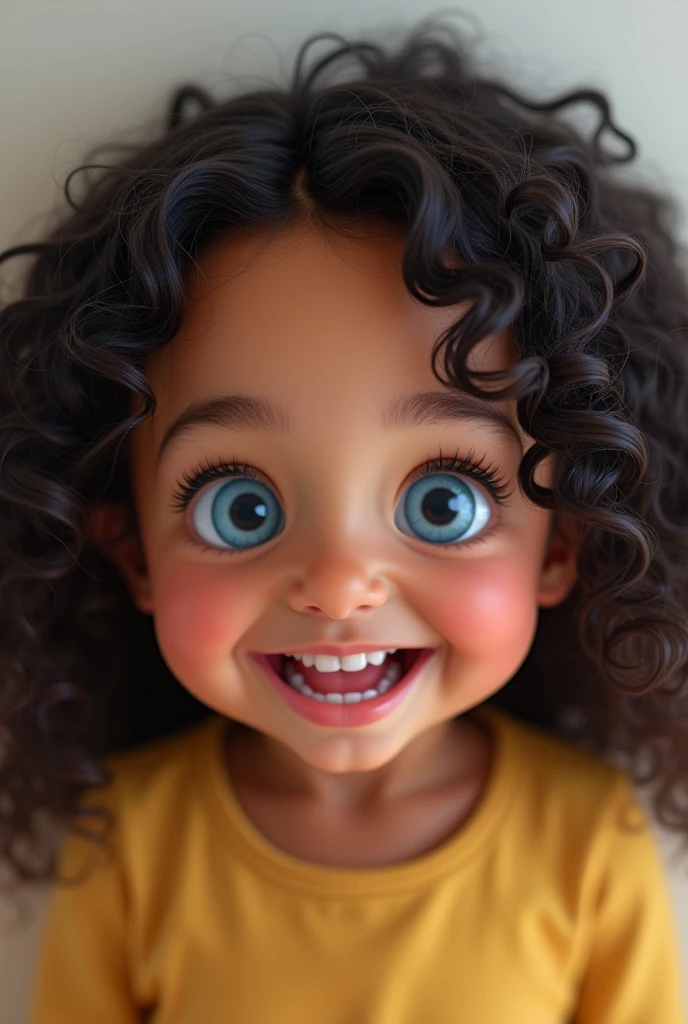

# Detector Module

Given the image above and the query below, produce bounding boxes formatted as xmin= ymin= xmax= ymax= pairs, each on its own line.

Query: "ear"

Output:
xmin=537 ymin=512 xmax=580 ymax=609
xmin=90 ymin=503 xmax=154 ymax=615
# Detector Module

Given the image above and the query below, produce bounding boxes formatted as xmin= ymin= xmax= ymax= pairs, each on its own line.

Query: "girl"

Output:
xmin=1 ymin=21 xmax=685 ymax=1023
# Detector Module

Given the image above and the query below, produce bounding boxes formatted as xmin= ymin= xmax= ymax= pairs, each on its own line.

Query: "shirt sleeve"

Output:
xmin=574 ymin=774 xmax=686 ymax=1024
xmin=29 ymin=783 xmax=142 ymax=1024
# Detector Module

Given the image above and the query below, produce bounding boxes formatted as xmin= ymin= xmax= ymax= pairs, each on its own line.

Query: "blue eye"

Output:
xmin=394 ymin=472 xmax=491 ymax=546
xmin=174 ymin=450 xmax=508 ymax=553
xmin=191 ymin=477 xmax=284 ymax=551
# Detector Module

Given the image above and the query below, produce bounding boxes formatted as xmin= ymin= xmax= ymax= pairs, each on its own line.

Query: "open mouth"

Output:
xmin=265 ymin=649 xmax=425 ymax=705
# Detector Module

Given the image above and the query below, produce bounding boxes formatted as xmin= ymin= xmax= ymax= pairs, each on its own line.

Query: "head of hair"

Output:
xmin=2 ymin=19 xmax=688 ymax=893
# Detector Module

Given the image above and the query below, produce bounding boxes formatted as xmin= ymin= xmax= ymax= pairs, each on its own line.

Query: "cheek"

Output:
xmin=151 ymin=560 xmax=246 ymax=680
xmin=420 ymin=558 xmax=538 ymax=658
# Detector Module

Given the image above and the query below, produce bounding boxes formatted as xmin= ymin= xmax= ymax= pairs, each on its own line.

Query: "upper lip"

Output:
xmin=253 ymin=644 xmax=430 ymax=657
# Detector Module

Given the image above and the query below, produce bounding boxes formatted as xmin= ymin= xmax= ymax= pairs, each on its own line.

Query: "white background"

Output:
xmin=1 ymin=1 xmax=687 ymax=1020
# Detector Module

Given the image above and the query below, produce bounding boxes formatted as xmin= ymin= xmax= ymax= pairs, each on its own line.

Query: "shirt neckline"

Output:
xmin=200 ymin=703 xmax=520 ymax=898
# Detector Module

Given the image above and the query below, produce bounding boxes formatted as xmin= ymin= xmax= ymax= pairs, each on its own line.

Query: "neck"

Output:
xmin=224 ymin=714 xmax=487 ymax=813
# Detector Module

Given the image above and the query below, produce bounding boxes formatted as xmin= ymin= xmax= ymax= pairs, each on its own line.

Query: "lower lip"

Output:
xmin=249 ymin=649 xmax=436 ymax=727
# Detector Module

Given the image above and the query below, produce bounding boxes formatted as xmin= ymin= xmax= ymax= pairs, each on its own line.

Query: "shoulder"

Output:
xmin=96 ymin=713 xmax=225 ymax=829
xmin=478 ymin=703 xmax=628 ymax=786
xmin=476 ymin=704 xmax=644 ymax=854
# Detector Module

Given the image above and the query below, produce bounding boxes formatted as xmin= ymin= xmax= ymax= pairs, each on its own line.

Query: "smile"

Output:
xmin=249 ymin=648 xmax=436 ymax=728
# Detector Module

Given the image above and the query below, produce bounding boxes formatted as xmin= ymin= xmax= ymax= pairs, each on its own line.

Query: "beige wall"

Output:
xmin=2 ymin=1 xmax=688 ymax=1019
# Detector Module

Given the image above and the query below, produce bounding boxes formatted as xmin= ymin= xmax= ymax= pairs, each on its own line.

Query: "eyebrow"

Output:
xmin=156 ymin=389 xmax=523 ymax=465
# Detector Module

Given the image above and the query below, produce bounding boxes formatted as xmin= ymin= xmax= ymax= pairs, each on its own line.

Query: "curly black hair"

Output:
xmin=2 ymin=20 xmax=688 ymax=901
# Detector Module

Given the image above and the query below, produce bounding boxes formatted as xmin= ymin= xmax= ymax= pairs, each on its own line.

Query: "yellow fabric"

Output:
xmin=30 ymin=705 xmax=686 ymax=1023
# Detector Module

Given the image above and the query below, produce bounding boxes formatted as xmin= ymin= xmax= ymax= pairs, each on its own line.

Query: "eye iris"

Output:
xmin=193 ymin=477 xmax=283 ymax=550
xmin=398 ymin=472 xmax=484 ymax=545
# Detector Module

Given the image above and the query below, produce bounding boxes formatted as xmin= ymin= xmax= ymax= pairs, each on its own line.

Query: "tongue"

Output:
xmin=292 ymin=653 xmax=403 ymax=694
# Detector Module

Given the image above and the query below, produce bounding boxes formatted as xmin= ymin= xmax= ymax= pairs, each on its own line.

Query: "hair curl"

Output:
xmin=2 ymin=21 xmax=688 ymax=900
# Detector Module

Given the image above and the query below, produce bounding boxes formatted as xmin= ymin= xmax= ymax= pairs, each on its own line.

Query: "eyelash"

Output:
xmin=170 ymin=448 xmax=513 ymax=552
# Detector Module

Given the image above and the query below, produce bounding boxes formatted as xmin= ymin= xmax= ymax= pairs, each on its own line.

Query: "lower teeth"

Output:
xmin=284 ymin=658 xmax=404 ymax=703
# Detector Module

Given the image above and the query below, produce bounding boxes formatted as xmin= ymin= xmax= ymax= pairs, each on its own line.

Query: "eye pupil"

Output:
xmin=422 ymin=487 xmax=461 ymax=527
xmin=226 ymin=493 xmax=268 ymax=532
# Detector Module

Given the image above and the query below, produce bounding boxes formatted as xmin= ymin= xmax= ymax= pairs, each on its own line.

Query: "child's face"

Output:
xmin=116 ymin=221 xmax=577 ymax=775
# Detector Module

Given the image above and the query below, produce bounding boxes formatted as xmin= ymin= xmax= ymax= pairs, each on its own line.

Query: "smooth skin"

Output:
xmin=93 ymin=219 xmax=579 ymax=865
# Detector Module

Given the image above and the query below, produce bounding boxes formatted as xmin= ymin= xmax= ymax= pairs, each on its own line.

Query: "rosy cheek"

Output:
xmin=420 ymin=559 xmax=538 ymax=657
xmin=151 ymin=561 xmax=242 ymax=679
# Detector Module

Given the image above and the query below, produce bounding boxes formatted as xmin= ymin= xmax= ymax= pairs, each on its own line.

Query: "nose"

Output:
xmin=286 ymin=550 xmax=389 ymax=619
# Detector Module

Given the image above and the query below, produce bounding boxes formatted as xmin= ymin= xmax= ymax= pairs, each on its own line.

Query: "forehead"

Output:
xmin=145 ymin=222 xmax=520 ymax=433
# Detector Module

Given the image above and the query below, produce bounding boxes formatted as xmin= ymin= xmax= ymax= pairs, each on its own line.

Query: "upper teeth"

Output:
xmin=288 ymin=649 xmax=397 ymax=673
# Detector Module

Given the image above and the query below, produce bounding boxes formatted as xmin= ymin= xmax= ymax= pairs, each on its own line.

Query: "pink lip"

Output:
xmin=249 ymin=648 xmax=436 ymax=728
xmin=257 ymin=643 xmax=410 ymax=657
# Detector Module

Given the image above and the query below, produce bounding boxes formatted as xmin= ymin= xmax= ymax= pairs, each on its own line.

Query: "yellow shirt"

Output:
xmin=30 ymin=705 xmax=685 ymax=1023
